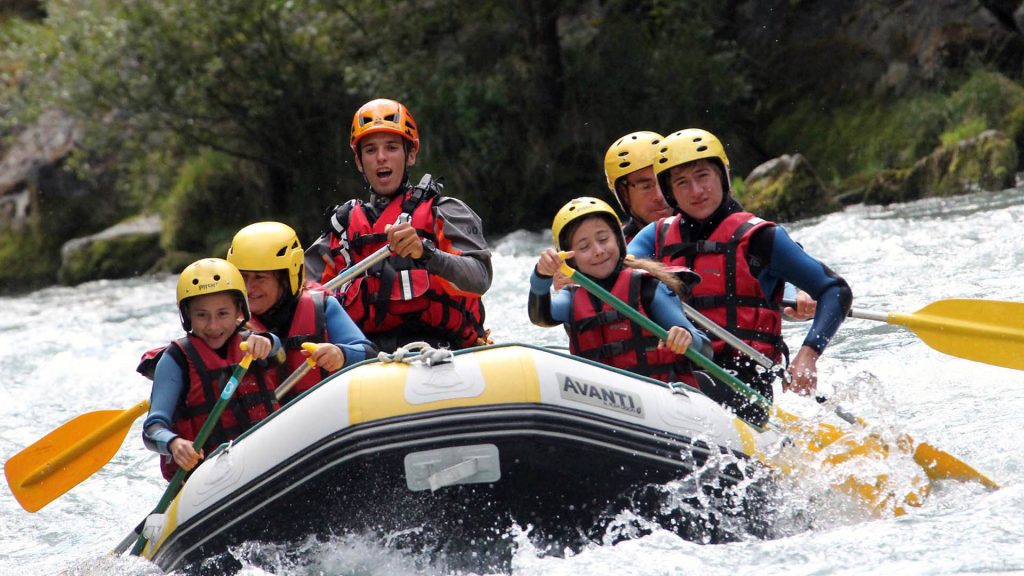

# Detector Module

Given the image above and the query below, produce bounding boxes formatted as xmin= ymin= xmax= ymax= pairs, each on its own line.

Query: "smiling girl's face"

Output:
xmin=569 ymin=216 xmax=620 ymax=280
xmin=186 ymin=292 xmax=242 ymax=349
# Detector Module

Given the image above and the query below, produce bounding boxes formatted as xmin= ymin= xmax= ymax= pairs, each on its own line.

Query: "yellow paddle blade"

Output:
xmin=913 ymin=441 xmax=999 ymax=489
xmin=835 ymin=405 xmax=997 ymax=489
xmin=771 ymin=406 xmax=844 ymax=450
xmin=770 ymin=407 xmax=928 ymax=516
xmin=773 ymin=405 xmax=997 ymax=490
xmin=889 ymin=299 xmax=1024 ymax=371
xmin=5 ymin=400 xmax=149 ymax=512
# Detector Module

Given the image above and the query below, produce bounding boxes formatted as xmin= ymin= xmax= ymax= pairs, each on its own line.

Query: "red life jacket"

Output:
xmin=139 ymin=332 xmax=279 ymax=480
xmin=248 ymin=290 xmax=329 ymax=402
xmin=321 ymin=180 xmax=486 ymax=349
xmin=653 ymin=212 xmax=784 ymax=363
xmin=567 ymin=267 xmax=697 ymax=386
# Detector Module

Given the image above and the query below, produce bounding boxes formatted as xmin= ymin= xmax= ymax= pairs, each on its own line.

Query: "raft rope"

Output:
xmin=377 ymin=341 xmax=454 ymax=367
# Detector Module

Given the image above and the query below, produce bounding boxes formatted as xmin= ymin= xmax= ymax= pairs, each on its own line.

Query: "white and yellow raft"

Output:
xmin=138 ymin=343 xmax=791 ymax=571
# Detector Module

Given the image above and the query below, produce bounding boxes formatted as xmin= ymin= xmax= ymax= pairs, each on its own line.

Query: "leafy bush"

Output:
xmin=161 ymin=149 xmax=271 ymax=255
xmin=762 ymin=69 xmax=1024 ymax=184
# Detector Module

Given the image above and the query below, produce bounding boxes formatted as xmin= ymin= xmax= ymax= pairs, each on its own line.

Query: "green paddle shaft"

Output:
xmin=558 ymin=261 xmax=770 ymax=411
xmin=129 ymin=352 xmax=253 ymax=556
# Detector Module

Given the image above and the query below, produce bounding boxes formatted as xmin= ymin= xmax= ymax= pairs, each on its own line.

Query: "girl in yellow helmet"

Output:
xmin=138 ymin=258 xmax=282 ymax=480
xmin=528 ymin=197 xmax=712 ymax=388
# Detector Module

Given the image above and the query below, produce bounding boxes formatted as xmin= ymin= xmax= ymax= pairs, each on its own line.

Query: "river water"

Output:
xmin=2 ymin=188 xmax=1023 ymax=576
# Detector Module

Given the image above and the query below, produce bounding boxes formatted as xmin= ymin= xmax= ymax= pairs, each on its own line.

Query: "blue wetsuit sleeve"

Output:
xmin=760 ymin=227 xmax=852 ymax=353
xmin=268 ymin=332 xmax=283 ymax=357
xmin=143 ymin=351 xmax=185 ymax=455
xmin=323 ymin=295 xmax=375 ymax=365
xmin=529 ymin=269 xmax=554 ymax=295
xmin=549 ymin=288 xmax=571 ymax=323
xmin=527 ymin=269 xmax=571 ymax=325
xmin=626 ymin=221 xmax=658 ymax=259
xmin=647 ymin=283 xmax=714 ymax=358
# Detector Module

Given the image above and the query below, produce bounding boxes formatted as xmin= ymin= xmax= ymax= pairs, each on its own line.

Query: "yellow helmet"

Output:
xmin=654 ymin=128 xmax=731 ymax=198
xmin=603 ymin=131 xmax=663 ymax=212
xmin=176 ymin=258 xmax=250 ymax=331
xmin=551 ymin=196 xmax=624 ymax=252
xmin=350 ymin=98 xmax=420 ymax=154
xmin=226 ymin=221 xmax=305 ymax=296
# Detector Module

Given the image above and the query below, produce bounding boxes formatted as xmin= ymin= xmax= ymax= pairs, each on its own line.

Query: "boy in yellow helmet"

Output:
xmin=628 ymin=129 xmax=852 ymax=424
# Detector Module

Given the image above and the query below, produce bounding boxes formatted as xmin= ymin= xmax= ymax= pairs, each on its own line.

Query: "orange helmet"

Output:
xmin=350 ymin=98 xmax=420 ymax=154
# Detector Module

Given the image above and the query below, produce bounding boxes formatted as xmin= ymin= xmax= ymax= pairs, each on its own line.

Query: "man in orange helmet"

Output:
xmin=306 ymin=98 xmax=491 ymax=353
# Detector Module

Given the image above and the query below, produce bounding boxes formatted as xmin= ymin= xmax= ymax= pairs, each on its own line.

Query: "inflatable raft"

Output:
xmin=137 ymin=343 xmax=783 ymax=572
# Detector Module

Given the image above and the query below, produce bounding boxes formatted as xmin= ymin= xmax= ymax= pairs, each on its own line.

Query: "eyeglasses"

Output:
xmin=622 ymin=177 xmax=658 ymax=194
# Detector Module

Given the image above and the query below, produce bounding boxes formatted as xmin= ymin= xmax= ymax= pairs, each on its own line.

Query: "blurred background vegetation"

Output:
xmin=2 ymin=0 xmax=1023 ymax=291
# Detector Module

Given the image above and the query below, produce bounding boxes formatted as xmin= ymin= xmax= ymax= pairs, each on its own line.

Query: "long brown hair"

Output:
xmin=623 ymin=256 xmax=687 ymax=299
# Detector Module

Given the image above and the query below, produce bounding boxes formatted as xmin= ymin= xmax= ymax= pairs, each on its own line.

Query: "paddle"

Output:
xmin=128 ymin=344 xmax=253 ymax=556
xmin=557 ymin=257 xmax=771 ymax=415
xmin=556 ymin=259 xmax=957 ymax=513
xmin=319 ymin=213 xmax=411 ymax=294
xmin=274 ymin=342 xmax=320 ymax=401
xmin=690 ymin=300 xmax=998 ymax=488
xmin=5 ymin=400 xmax=151 ymax=513
xmin=782 ymin=298 xmax=1024 ymax=371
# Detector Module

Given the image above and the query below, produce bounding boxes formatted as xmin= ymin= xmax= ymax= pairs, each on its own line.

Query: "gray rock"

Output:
xmin=0 ymin=109 xmax=79 ymax=232
xmin=58 ymin=214 xmax=165 ymax=285
xmin=739 ymin=154 xmax=838 ymax=222
xmin=905 ymin=129 xmax=1019 ymax=197
xmin=733 ymin=0 xmax=1024 ymax=99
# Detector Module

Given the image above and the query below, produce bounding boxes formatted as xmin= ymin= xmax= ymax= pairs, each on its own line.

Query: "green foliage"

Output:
xmin=4 ymin=0 xmax=1021 ymax=288
xmin=764 ymin=95 xmax=945 ymax=182
xmin=764 ymin=69 xmax=1024 ymax=185
xmin=26 ymin=0 xmax=370 ymax=235
xmin=162 ymin=149 xmax=271 ymax=254
xmin=335 ymin=0 xmax=752 ymax=232
xmin=0 ymin=16 xmax=57 ymax=140
xmin=946 ymin=70 xmax=1024 ymax=123
xmin=3 ymin=0 xmax=754 ymax=249
xmin=940 ymin=118 xmax=989 ymax=147
xmin=1007 ymin=104 xmax=1024 ymax=154
xmin=908 ymin=130 xmax=1017 ymax=198
xmin=940 ymin=70 xmax=1024 ymax=146
xmin=0 ymin=229 xmax=59 ymax=293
